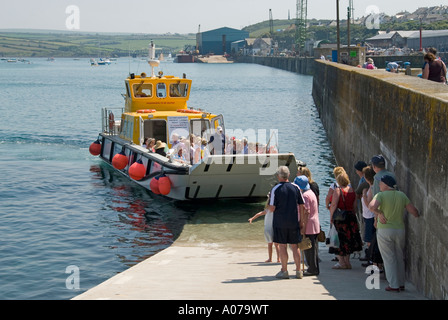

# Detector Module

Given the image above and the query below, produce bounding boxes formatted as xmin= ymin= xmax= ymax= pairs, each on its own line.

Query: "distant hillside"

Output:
xmin=0 ymin=31 xmax=195 ymax=58
xmin=242 ymin=5 xmax=448 ymax=43
xmin=2 ymin=5 xmax=447 ymax=58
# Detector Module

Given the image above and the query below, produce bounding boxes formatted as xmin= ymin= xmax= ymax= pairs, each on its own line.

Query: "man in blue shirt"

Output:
xmin=268 ymin=166 xmax=305 ymax=279
xmin=371 ymin=155 xmax=396 ymax=196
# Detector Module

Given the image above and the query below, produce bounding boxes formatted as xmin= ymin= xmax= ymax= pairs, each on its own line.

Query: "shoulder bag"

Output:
xmin=333 ymin=187 xmax=348 ymax=222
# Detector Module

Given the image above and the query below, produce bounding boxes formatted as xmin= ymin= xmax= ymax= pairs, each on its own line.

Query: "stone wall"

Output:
xmin=312 ymin=60 xmax=448 ymax=300
xmin=236 ymin=56 xmax=315 ymax=75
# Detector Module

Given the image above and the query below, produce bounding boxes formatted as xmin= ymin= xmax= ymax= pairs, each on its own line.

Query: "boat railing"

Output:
xmin=102 ymin=107 xmax=124 ymax=135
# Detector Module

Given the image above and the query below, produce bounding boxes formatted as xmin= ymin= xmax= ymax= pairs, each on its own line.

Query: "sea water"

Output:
xmin=0 ymin=58 xmax=336 ymax=299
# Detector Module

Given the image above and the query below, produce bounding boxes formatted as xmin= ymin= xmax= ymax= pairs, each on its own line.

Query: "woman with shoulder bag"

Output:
xmin=329 ymin=171 xmax=363 ymax=269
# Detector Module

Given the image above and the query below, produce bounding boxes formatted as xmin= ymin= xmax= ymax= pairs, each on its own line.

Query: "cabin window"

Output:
xmin=169 ymin=82 xmax=189 ymax=97
xmin=122 ymin=118 xmax=134 ymax=140
xmin=190 ymin=119 xmax=210 ymax=139
xmin=125 ymin=82 xmax=131 ymax=98
xmin=143 ymin=119 xmax=167 ymax=144
xmin=121 ymin=118 xmax=128 ymax=138
xmin=156 ymin=83 xmax=167 ymax=98
xmin=133 ymin=83 xmax=152 ymax=98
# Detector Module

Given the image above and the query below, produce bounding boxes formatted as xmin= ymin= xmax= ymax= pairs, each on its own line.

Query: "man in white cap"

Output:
xmin=208 ymin=126 xmax=226 ymax=155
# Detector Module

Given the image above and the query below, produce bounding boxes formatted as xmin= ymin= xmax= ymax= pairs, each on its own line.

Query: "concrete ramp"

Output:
xmin=196 ymin=56 xmax=234 ymax=63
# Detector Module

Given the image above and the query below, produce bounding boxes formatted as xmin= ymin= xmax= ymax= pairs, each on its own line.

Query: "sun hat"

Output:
xmin=154 ymin=140 xmax=166 ymax=150
xmin=294 ymin=175 xmax=310 ymax=191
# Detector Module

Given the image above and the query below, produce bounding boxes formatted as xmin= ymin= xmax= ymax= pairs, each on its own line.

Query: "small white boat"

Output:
xmin=97 ymin=58 xmax=111 ymax=65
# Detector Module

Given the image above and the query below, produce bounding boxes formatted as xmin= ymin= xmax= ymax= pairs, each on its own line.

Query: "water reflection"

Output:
xmin=89 ymin=162 xmax=270 ymax=255
xmin=89 ymin=163 xmax=195 ymax=265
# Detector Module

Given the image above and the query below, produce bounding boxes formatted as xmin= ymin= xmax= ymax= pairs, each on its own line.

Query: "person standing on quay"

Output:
xmin=295 ymin=175 xmax=320 ymax=276
xmin=329 ymin=171 xmax=363 ymax=269
xmin=268 ymin=166 xmax=305 ymax=279
xmin=422 ymin=52 xmax=447 ymax=84
xmin=248 ymin=193 xmax=280 ymax=263
xmin=369 ymin=175 xmax=419 ymax=292
xmin=371 ymin=155 xmax=395 ymax=196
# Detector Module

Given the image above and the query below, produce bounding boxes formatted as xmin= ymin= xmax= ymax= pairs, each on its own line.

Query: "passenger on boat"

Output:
xmin=208 ymin=126 xmax=226 ymax=155
xmin=154 ymin=140 xmax=167 ymax=157
xmin=189 ymin=134 xmax=201 ymax=164
xmin=242 ymin=138 xmax=249 ymax=154
xmin=226 ymin=137 xmax=238 ymax=155
xmin=172 ymin=144 xmax=187 ymax=163
xmin=254 ymin=143 xmax=269 ymax=154
xmin=201 ymin=138 xmax=210 ymax=159
xmin=145 ymin=138 xmax=156 ymax=152
xmin=171 ymin=133 xmax=180 ymax=148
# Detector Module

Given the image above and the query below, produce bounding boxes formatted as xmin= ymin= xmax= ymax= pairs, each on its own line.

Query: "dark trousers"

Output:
xmin=304 ymin=234 xmax=320 ymax=275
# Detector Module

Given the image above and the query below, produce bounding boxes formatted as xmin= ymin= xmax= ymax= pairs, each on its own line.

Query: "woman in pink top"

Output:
xmin=294 ymin=175 xmax=320 ymax=276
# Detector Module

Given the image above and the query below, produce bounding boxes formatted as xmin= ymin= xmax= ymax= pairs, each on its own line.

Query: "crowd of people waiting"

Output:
xmin=248 ymin=155 xmax=420 ymax=292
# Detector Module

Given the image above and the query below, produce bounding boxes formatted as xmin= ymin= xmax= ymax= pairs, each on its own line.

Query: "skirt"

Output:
xmin=331 ymin=211 xmax=363 ymax=256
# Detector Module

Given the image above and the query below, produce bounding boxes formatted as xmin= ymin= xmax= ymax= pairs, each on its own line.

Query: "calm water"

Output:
xmin=0 ymin=58 xmax=336 ymax=300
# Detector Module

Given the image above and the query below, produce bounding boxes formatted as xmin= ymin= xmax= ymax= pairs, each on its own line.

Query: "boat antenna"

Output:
xmin=148 ymin=40 xmax=160 ymax=78
xmin=128 ymin=41 xmax=131 ymax=75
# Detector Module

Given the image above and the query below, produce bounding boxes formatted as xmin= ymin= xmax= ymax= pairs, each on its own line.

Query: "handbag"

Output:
xmin=298 ymin=236 xmax=312 ymax=250
xmin=333 ymin=208 xmax=347 ymax=221
xmin=332 ymin=187 xmax=348 ymax=222
xmin=317 ymin=228 xmax=326 ymax=242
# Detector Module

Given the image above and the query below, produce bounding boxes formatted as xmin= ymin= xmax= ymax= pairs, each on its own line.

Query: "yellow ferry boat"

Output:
xmin=89 ymin=41 xmax=301 ymax=200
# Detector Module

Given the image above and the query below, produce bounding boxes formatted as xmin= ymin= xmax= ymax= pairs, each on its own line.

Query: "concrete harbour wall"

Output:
xmin=237 ymin=56 xmax=315 ymax=75
xmin=312 ymin=60 xmax=448 ymax=300
xmin=240 ymin=55 xmax=448 ymax=299
xmin=236 ymin=55 xmax=423 ymax=76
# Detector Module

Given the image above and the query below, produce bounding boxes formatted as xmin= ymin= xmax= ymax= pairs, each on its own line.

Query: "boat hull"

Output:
xmin=98 ymin=134 xmax=299 ymax=201
xmin=174 ymin=54 xmax=195 ymax=63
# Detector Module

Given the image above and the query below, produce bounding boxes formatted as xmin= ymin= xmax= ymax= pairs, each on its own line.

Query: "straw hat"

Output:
xmin=154 ymin=140 xmax=166 ymax=150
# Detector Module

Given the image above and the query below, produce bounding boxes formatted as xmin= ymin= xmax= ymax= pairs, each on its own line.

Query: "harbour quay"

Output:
xmin=73 ymin=223 xmax=426 ymax=300
xmin=75 ymin=57 xmax=447 ymax=301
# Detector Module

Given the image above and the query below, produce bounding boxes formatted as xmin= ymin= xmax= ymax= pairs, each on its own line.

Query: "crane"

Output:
xmin=349 ymin=0 xmax=354 ymax=24
xmin=295 ymin=0 xmax=307 ymax=55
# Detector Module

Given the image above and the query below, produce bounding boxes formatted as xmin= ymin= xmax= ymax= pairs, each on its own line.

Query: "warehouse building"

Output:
xmin=197 ymin=27 xmax=249 ymax=55
xmin=366 ymin=29 xmax=448 ymax=52
xmin=407 ymin=29 xmax=448 ymax=52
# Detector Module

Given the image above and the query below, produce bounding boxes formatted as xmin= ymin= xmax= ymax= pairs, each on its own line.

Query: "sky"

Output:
xmin=0 ymin=0 xmax=445 ymax=34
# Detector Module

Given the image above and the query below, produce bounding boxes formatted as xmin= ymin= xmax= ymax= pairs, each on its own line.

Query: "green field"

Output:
xmin=3 ymin=12 xmax=447 ymax=58
xmin=0 ymin=31 xmax=196 ymax=58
